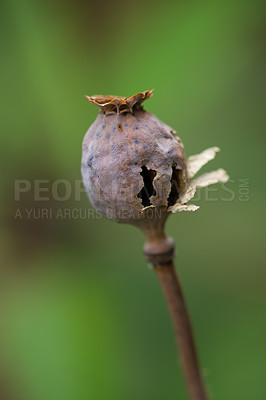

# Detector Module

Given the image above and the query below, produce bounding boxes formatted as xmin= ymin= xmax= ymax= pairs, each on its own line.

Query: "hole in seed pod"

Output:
xmin=167 ymin=166 xmax=184 ymax=207
xmin=137 ymin=166 xmax=157 ymax=207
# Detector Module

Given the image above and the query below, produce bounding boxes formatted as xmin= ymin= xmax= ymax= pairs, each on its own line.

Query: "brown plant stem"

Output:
xmin=154 ymin=260 xmax=208 ymax=400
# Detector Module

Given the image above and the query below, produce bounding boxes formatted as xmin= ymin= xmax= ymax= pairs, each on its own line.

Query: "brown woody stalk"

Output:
xmin=144 ymin=234 xmax=208 ymax=400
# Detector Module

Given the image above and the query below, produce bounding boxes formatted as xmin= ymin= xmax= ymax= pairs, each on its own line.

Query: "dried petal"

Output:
xmin=168 ymin=168 xmax=229 ymax=213
xmin=191 ymin=168 xmax=229 ymax=188
xmin=180 ymin=168 xmax=229 ymax=203
xmin=169 ymin=203 xmax=200 ymax=213
xmin=187 ymin=147 xmax=220 ymax=178
xmin=178 ymin=185 xmax=197 ymax=204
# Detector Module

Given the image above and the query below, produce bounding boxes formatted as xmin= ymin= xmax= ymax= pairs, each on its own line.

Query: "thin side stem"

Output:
xmin=154 ymin=261 xmax=208 ymax=400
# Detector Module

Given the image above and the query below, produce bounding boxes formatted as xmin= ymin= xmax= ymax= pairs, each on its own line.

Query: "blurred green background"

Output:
xmin=1 ymin=0 xmax=265 ymax=399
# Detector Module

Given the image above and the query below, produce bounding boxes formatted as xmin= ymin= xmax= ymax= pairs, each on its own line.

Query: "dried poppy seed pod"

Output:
xmin=82 ymin=90 xmax=187 ymax=238
xmin=81 ymin=90 xmax=229 ymax=261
